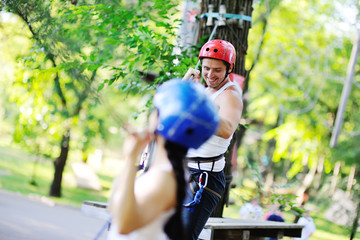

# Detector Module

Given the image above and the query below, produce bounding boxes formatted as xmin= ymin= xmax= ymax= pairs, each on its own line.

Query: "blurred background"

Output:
xmin=0 ymin=0 xmax=359 ymax=239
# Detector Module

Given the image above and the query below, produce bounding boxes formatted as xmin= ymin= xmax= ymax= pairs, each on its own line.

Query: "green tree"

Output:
xmin=241 ymin=0 xmax=360 ymax=215
xmin=0 ymin=0 xmax=188 ymax=197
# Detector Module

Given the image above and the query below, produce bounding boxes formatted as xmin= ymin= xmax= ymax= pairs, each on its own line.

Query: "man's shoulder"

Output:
xmin=218 ymin=85 xmax=243 ymax=105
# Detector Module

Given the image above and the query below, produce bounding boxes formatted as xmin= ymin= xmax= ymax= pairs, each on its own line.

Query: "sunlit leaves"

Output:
xmin=66 ymin=0 xmax=187 ymax=93
xmin=245 ymin=0 xmax=359 ymax=182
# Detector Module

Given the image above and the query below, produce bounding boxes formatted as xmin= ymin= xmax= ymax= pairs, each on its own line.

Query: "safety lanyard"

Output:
xmin=183 ymin=171 xmax=209 ymax=212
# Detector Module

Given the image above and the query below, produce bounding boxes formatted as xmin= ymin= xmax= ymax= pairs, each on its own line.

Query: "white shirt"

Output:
xmin=107 ymin=209 xmax=175 ymax=240
xmin=294 ymin=216 xmax=316 ymax=240
xmin=187 ymin=81 xmax=237 ymax=172
xmin=239 ymin=203 xmax=263 ymax=220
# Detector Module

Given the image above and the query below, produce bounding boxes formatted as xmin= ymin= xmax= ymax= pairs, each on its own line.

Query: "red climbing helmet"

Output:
xmin=199 ymin=39 xmax=236 ymax=68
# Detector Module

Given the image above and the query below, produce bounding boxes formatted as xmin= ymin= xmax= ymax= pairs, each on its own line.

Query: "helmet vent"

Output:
xmin=186 ymin=128 xmax=195 ymax=135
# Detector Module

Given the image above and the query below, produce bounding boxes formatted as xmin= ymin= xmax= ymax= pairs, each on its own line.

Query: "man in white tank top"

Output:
xmin=182 ymin=39 xmax=243 ymax=240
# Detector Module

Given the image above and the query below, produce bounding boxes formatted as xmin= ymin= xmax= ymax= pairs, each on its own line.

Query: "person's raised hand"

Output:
xmin=122 ymin=127 xmax=154 ymax=161
xmin=183 ymin=68 xmax=201 ymax=83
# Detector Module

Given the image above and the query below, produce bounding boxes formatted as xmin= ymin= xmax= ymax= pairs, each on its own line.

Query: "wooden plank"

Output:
xmin=199 ymin=228 xmax=213 ymax=240
xmin=243 ymin=230 xmax=250 ymax=240
xmin=81 ymin=200 xmax=110 ymax=220
xmin=81 ymin=202 xmax=303 ymax=239
xmin=202 ymin=217 xmax=303 ymax=240
xmin=212 ymin=229 xmax=252 ymax=240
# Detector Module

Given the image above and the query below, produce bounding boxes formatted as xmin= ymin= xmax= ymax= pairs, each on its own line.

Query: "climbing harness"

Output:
xmin=201 ymin=12 xmax=252 ymax=25
xmin=187 ymin=154 xmax=224 ymax=172
xmin=201 ymin=3 xmax=252 ymax=27
xmin=138 ymin=140 xmax=156 ymax=172
xmin=183 ymin=171 xmax=209 ymax=212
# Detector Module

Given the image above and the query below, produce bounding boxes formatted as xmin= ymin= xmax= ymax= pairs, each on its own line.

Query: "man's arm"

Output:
xmin=215 ymin=86 xmax=243 ymax=139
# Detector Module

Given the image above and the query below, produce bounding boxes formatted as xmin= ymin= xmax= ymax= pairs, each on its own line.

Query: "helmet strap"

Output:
xmin=215 ymin=75 xmax=228 ymax=88
xmin=212 ymin=67 xmax=231 ymax=89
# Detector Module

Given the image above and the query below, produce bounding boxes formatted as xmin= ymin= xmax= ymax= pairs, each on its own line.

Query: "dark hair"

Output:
xmin=163 ymin=140 xmax=188 ymax=240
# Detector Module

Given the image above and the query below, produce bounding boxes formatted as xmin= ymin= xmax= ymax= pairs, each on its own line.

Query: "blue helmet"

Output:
xmin=153 ymin=79 xmax=219 ymax=149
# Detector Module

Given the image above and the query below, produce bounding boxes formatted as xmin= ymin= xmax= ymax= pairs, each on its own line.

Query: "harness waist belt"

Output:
xmin=189 ymin=178 xmax=222 ymax=199
xmin=186 ymin=154 xmax=224 ymax=163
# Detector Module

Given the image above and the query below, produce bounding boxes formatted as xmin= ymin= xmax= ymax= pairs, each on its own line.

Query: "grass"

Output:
xmin=0 ymin=144 xmax=359 ymax=240
xmin=311 ymin=215 xmax=359 ymax=240
xmin=0 ymin=145 xmax=118 ymax=207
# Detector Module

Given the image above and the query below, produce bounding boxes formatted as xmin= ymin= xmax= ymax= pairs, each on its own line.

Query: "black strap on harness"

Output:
xmin=185 ymin=154 xmax=225 ymax=200
xmin=189 ymin=174 xmax=222 ymax=200
xmin=186 ymin=153 xmax=224 ymax=162
xmin=186 ymin=154 xmax=224 ymax=172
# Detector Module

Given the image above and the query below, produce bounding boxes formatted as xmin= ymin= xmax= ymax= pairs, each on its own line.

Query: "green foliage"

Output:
xmin=0 ymin=0 xmax=204 ymax=198
xmin=234 ymin=4 xmax=360 ymax=233
xmin=262 ymin=115 xmax=332 ymax=177
xmin=245 ymin=0 xmax=360 ymax=179
xmin=0 ymin=0 xmax=197 ymax=162
xmin=65 ymin=0 xmax=187 ymax=91
xmin=331 ymin=135 xmax=360 ymax=166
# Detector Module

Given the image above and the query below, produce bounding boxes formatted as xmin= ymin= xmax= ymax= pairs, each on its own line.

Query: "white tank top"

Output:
xmin=107 ymin=208 xmax=175 ymax=240
xmin=187 ymin=81 xmax=237 ymax=172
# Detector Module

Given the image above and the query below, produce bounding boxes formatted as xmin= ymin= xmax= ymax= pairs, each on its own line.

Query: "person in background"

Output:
xmin=182 ymin=39 xmax=243 ymax=240
xmin=265 ymin=205 xmax=285 ymax=240
xmin=264 ymin=204 xmax=285 ymax=221
xmin=107 ymin=79 xmax=219 ymax=240
xmin=239 ymin=198 xmax=263 ymax=220
xmin=294 ymin=210 xmax=316 ymax=240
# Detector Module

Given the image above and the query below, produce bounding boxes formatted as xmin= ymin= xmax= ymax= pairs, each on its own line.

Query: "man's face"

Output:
xmin=201 ymin=58 xmax=229 ymax=89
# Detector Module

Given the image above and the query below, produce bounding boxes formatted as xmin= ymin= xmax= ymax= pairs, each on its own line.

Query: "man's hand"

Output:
xmin=183 ymin=68 xmax=201 ymax=83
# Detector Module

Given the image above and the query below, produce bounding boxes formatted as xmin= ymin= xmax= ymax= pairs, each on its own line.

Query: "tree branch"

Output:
xmin=12 ymin=3 xmax=68 ymax=109
xmin=72 ymin=69 xmax=98 ymax=116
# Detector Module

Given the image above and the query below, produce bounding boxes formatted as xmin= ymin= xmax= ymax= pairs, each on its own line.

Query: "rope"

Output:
xmin=225 ymin=21 xmax=247 ymax=54
xmin=183 ymin=172 xmax=208 ymax=212
xmin=93 ymin=217 xmax=111 ymax=240
xmin=188 ymin=20 xmax=221 ymax=82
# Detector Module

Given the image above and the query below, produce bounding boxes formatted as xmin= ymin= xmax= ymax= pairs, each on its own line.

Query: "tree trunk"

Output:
xmin=82 ymin=148 xmax=88 ymax=163
xmin=330 ymin=161 xmax=341 ymax=197
xmin=197 ymin=0 xmax=254 ymax=217
xmin=346 ymin=164 xmax=356 ymax=197
xmin=296 ymin=167 xmax=316 ymax=205
xmin=263 ymin=112 xmax=282 ymax=192
xmin=314 ymin=155 xmax=325 ymax=191
xmin=199 ymin=0 xmax=253 ymax=75
xmin=350 ymin=198 xmax=360 ymax=240
xmin=49 ymin=130 xmax=71 ymax=197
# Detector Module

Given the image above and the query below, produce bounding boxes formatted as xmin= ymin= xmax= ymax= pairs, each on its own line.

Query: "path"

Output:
xmin=0 ymin=189 xmax=109 ymax=240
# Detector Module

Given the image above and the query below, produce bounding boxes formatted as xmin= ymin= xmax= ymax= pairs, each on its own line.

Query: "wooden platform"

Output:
xmin=82 ymin=201 xmax=303 ymax=240
xmin=199 ymin=217 xmax=303 ymax=240
xmin=81 ymin=200 xmax=109 ymax=220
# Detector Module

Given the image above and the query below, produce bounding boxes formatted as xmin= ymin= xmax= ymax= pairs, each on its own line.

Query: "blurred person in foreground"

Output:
xmin=107 ymin=79 xmax=219 ymax=240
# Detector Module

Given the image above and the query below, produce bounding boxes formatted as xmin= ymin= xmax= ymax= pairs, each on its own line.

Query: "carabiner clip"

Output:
xmin=198 ymin=172 xmax=208 ymax=188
